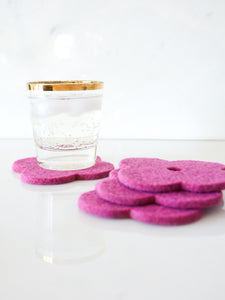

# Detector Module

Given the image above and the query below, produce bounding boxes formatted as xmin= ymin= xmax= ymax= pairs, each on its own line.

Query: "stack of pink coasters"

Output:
xmin=78 ymin=158 xmax=225 ymax=226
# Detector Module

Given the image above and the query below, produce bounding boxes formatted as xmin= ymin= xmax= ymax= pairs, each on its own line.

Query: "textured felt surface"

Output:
xmin=78 ymin=190 xmax=204 ymax=225
xmin=118 ymin=158 xmax=225 ymax=192
xmin=12 ymin=156 xmax=114 ymax=185
xmin=155 ymin=191 xmax=223 ymax=209
xmin=96 ymin=170 xmax=223 ymax=208
xmin=78 ymin=190 xmax=131 ymax=218
xmin=109 ymin=169 xmax=120 ymax=179
xmin=96 ymin=176 xmax=155 ymax=206
xmin=12 ymin=157 xmax=37 ymax=173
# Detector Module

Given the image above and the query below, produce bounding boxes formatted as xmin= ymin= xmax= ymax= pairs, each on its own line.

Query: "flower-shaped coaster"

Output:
xmin=96 ymin=169 xmax=223 ymax=209
xmin=12 ymin=156 xmax=114 ymax=185
xmin=78 ymin=191 xmax=204 ymax=226
xmin=118 ymin=158 xmax=225 ymax=192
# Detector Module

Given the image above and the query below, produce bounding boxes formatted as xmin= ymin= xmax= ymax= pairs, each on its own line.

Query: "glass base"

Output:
xmin=36 ymin=146 xmax=97 ymax=170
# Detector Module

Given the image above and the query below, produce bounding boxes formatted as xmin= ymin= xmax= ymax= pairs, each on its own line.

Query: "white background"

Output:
xmin=2 ymin=139 xmax=225 ymax=300
xmin=0 ymin=0 xmax=225 ymax=139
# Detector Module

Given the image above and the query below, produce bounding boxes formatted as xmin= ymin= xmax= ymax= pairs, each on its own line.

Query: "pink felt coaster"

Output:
xmin=96 ymin=172 xmax=155 ymax=206
xmin=96 ymin=169 xmax=222 ymax=208
xmin=12 ymin=156 xmax=114 ymax=185
xmin=78 ymin=191 xmax=204 ymax=226
xmin=78 ymin=190 xmax=131 ymax=219
xmin=118 ymin=158 xmax=225 ymax=193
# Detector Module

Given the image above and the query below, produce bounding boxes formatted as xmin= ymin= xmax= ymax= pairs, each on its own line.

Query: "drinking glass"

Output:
xmin=27 ymin=81 xmax=104 ymax=170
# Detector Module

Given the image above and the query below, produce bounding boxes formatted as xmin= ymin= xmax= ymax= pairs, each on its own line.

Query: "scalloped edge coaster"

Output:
xmin=78 ymin=190 xmax=204 ymax=226
xmin=96 ymin=169 xmax=222 ymax=208
xmin=12 ymin=156 xmax=114 ymax=185
xmin=118 ymin=158 xmax=225 ymax=193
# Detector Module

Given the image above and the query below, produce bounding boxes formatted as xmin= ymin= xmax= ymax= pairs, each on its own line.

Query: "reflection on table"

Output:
xmin=35 ymin=191 xmax=105 ymax=264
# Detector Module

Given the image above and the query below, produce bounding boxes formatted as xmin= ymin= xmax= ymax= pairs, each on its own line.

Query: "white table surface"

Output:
xmin=1 ymin=139 xmax=225 ymax=300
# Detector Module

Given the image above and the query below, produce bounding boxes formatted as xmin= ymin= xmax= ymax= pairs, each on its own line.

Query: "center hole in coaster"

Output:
xmin=167 ymin=167 xmax=181 ymax=172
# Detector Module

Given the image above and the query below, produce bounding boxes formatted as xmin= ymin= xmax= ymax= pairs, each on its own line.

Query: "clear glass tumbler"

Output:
xmin=27 ymin=81 xmax=104 ymax=170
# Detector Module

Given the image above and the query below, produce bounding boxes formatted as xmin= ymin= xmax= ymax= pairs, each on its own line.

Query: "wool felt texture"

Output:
xmin=78 ymin=190 xmax=204 ymax=226
xmin=118 ymin=158 xmax=225 ymax=192
xmin=12 ymin=156 xmax=114 ymax=185
xmin=96 ymin=169 xmax=223 ymax=208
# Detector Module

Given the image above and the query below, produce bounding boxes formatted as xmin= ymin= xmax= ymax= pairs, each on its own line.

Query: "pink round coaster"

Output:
xmin=95 ymin=169 xmax=223 ymax=208
xmin=12 ymin=156 xmax=114 ymax=185
xmin=78 ymin=190 xmax=204 ymax=226
xmin=96 ymin=171 xmax=222 ymax=208
xmin=118 ymin=158 xmax=225 ymax=192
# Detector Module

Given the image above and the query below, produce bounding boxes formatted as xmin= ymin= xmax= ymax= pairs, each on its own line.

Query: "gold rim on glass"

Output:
xmin=26 ymin=80 xmax=104 ymax=91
